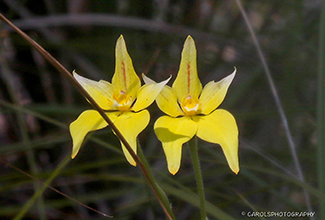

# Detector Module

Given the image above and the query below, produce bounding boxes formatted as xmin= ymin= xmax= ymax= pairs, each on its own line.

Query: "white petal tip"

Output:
xmin=231 ymin=67 xmax=237 ymax=76
xmin=72 ymin=70 xmax=85 ymax=81
xmin=72 ymin=70 xmax=78 ymax=77
xmin=142 ymin=74 xmax=171 ymax=86
xmin=159 ymin=75 xmax=172 ymax=86
xmin=142 ymin=73 xmax=156 ymax=84
xmin=223 ymin=68 xmax=236 ymax=84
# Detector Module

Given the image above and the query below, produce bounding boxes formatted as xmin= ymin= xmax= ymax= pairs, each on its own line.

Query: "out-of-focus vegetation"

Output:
xmin=0 ymin=0 xmax=321 ymax=219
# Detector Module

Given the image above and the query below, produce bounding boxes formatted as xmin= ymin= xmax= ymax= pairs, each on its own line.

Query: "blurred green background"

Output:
xmin=0 ymin=0 xmax=321 ymax=219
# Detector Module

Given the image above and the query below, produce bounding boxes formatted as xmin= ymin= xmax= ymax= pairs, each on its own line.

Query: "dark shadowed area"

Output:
xmin=0 ymin=0 xmax=321 ymax=219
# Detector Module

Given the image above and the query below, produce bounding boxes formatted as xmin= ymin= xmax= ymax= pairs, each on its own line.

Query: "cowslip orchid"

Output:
xmin=150 ymin=36 xmax=239 ymax=175
xmin=69 ymin=35 xmax=169 ymax=166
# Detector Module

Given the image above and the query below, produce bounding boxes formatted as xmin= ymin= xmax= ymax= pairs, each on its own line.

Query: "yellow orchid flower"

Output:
xmin=69 ymin=35 xmax=169 ymax=166
xmin=152 ymin=36 xmax=239 ymax=175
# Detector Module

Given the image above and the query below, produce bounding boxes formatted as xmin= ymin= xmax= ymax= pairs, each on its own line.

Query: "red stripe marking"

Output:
xmin=187 ymin=62 xmax=191 ymax=94
xmin=121 ymin=61 xmax=127 ymax=91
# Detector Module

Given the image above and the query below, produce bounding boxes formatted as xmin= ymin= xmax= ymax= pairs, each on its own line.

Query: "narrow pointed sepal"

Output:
xmin=73 ymin=71 xmax=115 ymax=110
xmin=131 ymin=75 xmax=171 ymax=112
xmin=172 ymin=35 xmax=202 ymax=101
xmin=112 ymin=35 xmax=141 ymax=99
xmin=200 ymin=68 xmax=236 ymax=115
xmin=155 ymin=85 xmax=184 ymax=117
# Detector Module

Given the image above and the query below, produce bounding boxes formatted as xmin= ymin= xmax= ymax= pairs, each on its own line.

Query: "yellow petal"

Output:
xmin=112 ymin=35 xmax=141 ymax=101
xmin=199 ymin=68 xmax=236 ymax=115
xmin=111 ymin=110 xmax=150 ymax=166
xmin=69 ymin=110 xmax=115 ymax=159
xmin=154 ymin=116 xmax=197 ymax=175
xmin=193 ymin=109 xmax=239 ymax=174
xmin=142 ymin=74 xmax=182 ymax=117
xmin=155 ymin=85 xmax=184 ymax=117
xmin=73 ymin=71 xmax=116 ymax=110
xmin=172 ymin=36 xmax=202 ymax=101
xmin=131 ymin=75 xmax=171 ymax=112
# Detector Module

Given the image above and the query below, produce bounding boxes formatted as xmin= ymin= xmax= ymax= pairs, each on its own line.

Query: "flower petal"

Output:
xmin=111 ymin=110 xmax=150 ymax=166
xmin=199 ymin=68 xmax=236 ymax=115
xmin=73 ymin=71 xmax=116 ymax=110
xmin=112 ymin=35 xmax=141 ymax=100
xmin=131 ymin=75 xmax=171 ymax=112
xmin=193 ymin=109 xmax=239 ymax=174
xmin=69 ymin=110 xmax=115 ymax=158
xmin=154 ymin=116 xmax=197 ymax=175
xmin=172 ymin=36 xmax=202 ymax=101
xmin=142 ymin=73 xmax=156 ymax=84
xmin=155 ymin=85 xmax=184 ymax=117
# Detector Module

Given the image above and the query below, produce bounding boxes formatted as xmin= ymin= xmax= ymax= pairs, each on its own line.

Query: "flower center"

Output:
xmin=181 ymin=95 xmax=201 ymax=116
xmin=113 ymin=91 xmax=133 ymax=111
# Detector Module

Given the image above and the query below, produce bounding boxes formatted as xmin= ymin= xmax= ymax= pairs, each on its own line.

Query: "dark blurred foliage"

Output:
xmin=0 ymin=0 xmax=321 ymax=219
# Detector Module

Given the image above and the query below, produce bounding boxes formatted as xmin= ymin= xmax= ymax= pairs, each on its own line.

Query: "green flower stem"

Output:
xmin=0 ymin=13 xmax=173 ymax=220
xmin=137 ymin=144 xmax=176 ymax=220
xmin=188 ymin=137 xmax=207 ymax=220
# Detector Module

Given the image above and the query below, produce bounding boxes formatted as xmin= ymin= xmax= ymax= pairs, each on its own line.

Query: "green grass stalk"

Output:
xmin=188 ymin=137 xmax=206 ymax=219
xmin=234 ymin=0 xmax=312 ymax=214
xmin=137 ymin=144 xmax=176 ymax=219
xmin=11 ymin=156 xmax=70 ymax=220
xmin=318 ymin=0 xmax=325 ymax=218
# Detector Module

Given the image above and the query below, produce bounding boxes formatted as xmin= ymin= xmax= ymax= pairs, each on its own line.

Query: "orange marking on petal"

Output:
xmin=187 ymin=62 xmax=191 ymax=94
xmin=121 ymin=61 xmax=127 ymax=91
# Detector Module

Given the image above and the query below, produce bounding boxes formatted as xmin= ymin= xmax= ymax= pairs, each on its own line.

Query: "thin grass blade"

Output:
xmin=318 ymin=0 xmax=325 ymax=218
